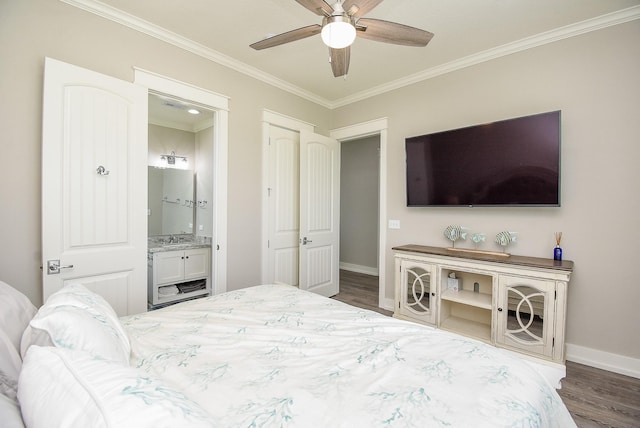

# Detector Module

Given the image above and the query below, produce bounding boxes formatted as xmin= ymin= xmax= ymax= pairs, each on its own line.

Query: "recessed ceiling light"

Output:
xmin=187 ymin=108 xmax=200 ymax=115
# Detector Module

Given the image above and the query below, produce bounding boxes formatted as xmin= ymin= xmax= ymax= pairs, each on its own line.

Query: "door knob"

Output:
xmin=96 ymin=165 xmax=110 ymax=176
xmin=301 ymin=237 xmax=313 ymax=245
xmin=47 ymin=259 xmax=74 ymax=275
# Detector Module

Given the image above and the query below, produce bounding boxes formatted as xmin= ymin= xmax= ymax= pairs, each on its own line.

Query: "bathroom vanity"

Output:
xmin=147 ymin=237 xmax=211 ymax=309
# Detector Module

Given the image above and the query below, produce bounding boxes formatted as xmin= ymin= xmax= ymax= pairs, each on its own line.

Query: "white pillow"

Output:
xmin=0 ymin=280 xmax=37 ymax=353
xmin=44 ymin=283 xmax=125 ymax=336
xmin=38 ymin=283 xmax=130 ymax=352
xmin=25 ymin=305 xmax=130 ymax=363
xmin=18 ymin=346 xmax=215 ymax=428
xmin=21 ymin=284 xmax=130 ymax=363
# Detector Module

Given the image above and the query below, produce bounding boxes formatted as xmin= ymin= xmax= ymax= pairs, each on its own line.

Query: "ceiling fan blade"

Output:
xmin=342 ymin=0 xmax=383 ymax=19
xmin=356 ymin=18 xmax=434 ymax=46
xmin=294 ymin=0 xmax=334 ymax=16
xmin=329 ymin=46 xmax=350 ymax=77
xmin=250 ymin=24 xmax=322 ymax=50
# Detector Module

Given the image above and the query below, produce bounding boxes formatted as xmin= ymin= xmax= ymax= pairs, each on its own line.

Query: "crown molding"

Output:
xmin=331 ymin=5 xmax=640 ymax=108
xmin=60 ymin=0 xmax=334 ymax=108
xmin=61 ymin=1 xmax=640 ymax=110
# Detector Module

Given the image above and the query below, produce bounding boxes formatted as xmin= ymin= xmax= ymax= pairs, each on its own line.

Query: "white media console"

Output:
xmin=393 ymin=244 xmax=573 ymax=365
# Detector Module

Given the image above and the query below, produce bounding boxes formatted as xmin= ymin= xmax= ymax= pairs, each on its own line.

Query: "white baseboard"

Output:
xmin=339 ymin=262 xmax=378 ymax=276
xmin=566 ymin=343 xmax=640 ymax=379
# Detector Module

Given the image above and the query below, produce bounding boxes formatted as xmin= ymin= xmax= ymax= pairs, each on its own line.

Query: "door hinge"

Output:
xmin=554 ymin=290 xmax=557 ymax=300
xmin=267 ymin=240 xmax=270 ymax=249
xmin=267 ymin=187 xmax=272 ymax=197
xmin=552 ymin=337 xmax=555 ymax=348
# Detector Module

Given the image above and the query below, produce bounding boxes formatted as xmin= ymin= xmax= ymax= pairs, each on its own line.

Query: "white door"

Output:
xmin=267 ymin=126 xmax=301 ymax=286
xmin=42 ymin=57 xmax=148 ymax=316
xmin=266 ymin=126 xmax=340 ymax=297
xmin=299 ymin=130 xmax=340 ymax=297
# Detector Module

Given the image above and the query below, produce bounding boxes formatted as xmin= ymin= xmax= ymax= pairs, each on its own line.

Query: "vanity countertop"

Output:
xmin=148 ymin=242 xmax=211 ymax=253
xmin=148 ymin=235 xmax=212 ymax=253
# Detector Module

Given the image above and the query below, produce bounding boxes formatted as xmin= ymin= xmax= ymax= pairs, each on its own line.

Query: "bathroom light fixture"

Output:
xmin=321 ymin=15 xmax=356 ymax=49
xmin=187 ymin=108 xmax=200 ymax=115
xmin=160 ymin=151 xmax=187 ymax=165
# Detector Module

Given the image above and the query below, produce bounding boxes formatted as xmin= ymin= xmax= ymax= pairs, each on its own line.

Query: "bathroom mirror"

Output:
xmin=148 ymin=166 xmax=195 ymax=235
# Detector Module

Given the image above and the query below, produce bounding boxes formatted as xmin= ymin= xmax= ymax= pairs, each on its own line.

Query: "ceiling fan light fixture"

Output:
xmin=321 ymin=15 xmax=356 ymax=49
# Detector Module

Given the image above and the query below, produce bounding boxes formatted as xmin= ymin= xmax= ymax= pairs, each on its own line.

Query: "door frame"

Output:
xmin=260 ymin=110 xmax=315 ymax=283
xmin=134 ymin=68 xmax=229 ymax=295
xmin=330 ymin=118 xmax=391 ymax=311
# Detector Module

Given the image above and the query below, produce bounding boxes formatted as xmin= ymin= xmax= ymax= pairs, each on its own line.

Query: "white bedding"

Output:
xmin=122 ymin=284 xmax=575 ymax=427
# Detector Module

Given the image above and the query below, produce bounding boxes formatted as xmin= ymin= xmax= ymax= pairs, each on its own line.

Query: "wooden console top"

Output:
xmin=392 ymin=244 xmax=574 ymax=272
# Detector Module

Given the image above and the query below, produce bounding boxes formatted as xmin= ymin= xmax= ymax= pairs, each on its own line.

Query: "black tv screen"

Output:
xmin=406 ymin=111 xmax=561 ymax=207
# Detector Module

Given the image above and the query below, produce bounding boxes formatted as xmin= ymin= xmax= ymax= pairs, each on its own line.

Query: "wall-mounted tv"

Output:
xmin=405 ymin=111 xmax=561 ymax=207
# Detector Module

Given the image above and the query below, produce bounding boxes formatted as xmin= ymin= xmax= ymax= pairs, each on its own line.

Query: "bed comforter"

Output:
xmin=122 ymin=284 xmax=575 ymax=427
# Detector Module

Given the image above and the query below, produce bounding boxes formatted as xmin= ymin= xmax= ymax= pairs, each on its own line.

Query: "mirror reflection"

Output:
xmin=148 ymin=166 xmax=195 ymax=235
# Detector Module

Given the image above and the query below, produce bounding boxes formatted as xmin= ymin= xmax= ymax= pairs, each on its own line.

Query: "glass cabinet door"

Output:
xmin=496 ymin=276 xmax=555 ymax=358
xmin=398 ymin=260 xmax=436 ymax=325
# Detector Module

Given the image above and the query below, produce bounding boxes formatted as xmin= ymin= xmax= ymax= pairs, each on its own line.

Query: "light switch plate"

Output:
xmin=388 ymin=219 xmax=400 ymax=229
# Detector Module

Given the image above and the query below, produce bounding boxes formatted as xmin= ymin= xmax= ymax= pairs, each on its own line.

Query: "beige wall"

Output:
xmin=147 ymin=125 xmax=195 ymax=170
xmin=333 ymin=21 xmax=640 ymax=360
xmin=0 ymin=0 xmax=331 ymax=304
xmin=340 ymin=136 xmax=379 ymax=272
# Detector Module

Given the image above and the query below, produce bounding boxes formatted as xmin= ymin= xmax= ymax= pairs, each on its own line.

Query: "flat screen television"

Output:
xmin=405 ymin=111 xmax=561 ymax=207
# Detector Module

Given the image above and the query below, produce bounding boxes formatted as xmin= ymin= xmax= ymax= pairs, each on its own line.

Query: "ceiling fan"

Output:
xmin=250 ymin=0 xmax=434 ymax=77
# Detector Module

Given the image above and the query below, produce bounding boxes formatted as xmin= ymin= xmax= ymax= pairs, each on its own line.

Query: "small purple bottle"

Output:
xmin=554 ymin=232 xmax=563 ymax=261
xmin=554 ymin=245 xmax=562 ymax=261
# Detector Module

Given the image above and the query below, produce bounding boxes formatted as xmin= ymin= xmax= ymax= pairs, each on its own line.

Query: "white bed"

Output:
xmin=1 ymin=281 xmax=576 ymax=427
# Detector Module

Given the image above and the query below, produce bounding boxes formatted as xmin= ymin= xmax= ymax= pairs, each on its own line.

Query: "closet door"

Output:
xmin=267 ymin=126 xmax=300 ymax=286
xmin=265 ymin=125 xmax=340 ymax=297
xmin=298 ymin=131 xmax=340 ymax=297
xmin=41 ymin=57 xmax=148 ymax=316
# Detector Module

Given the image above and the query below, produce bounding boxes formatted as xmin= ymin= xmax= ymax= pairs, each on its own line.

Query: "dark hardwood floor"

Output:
xmin=332 ymin=269 xmax=640 ymax=428
xmin=332 ymin=269 xmax=393 ymax=316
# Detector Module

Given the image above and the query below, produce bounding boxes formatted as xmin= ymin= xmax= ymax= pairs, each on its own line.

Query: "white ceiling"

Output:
xmin=148 ymin=93 xmax=214 ymax=132
xmin=69 ymin=0 xmax=640 ymax=108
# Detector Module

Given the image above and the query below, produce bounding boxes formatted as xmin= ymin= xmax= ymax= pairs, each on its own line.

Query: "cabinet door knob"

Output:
xmin=498 ymin=307 xmax=503 ymax=312
xmin=431 ymin=292 xmax=435 ymax=296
